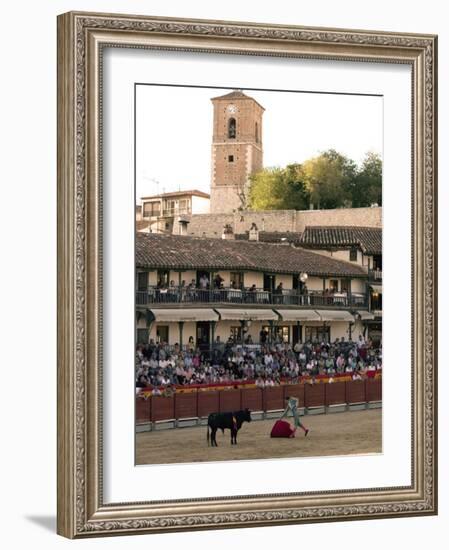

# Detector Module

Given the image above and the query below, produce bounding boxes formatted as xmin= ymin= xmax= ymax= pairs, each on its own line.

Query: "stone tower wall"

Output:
xmin=210 ymin=94 xmax=264 ymax=214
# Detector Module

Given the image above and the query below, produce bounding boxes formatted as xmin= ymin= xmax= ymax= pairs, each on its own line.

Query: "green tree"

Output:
xmin=247 ymin=150 xmax=382 ymax=211
xmin=351 ymin=151 xmax=382 ymax=207
xmin=248 ymin=164 xmax=309 ymax=211
xmin=301 ymin=149 xmax=357 ymax=209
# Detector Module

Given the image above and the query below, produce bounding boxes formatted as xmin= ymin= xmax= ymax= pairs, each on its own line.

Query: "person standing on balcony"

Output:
xmin=199 ymin=274 xmax=209 ymax=289
xmin=275 ymin=282 xmax=284 ymax=304
xmin=213 ymin=273 xmax=224 ymax=289
xmin=301 ymin=283 xmax=309 ymax=306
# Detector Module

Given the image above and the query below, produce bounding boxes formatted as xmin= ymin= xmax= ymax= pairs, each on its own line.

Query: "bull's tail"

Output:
xmin=207 ymin=424 xmax=210 ymax=446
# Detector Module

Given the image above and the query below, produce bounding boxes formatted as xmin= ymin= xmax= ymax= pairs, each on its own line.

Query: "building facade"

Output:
xmin=139 ymin=189 xmax=210 ymax=234
xmin=135 ymin=233 xmax=379 ymax=352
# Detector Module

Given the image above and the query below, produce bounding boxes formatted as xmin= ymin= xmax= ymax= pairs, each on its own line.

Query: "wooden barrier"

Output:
xmin=138 ymin=379 xmax=382 ymax=423
xmin=264 ymin=386 xmax=284 ymax=411
xmin=241 ymin=387 xmax=263 ymax=411
xmin=365 ymin=378 xmax=382 ymax=402
xmin=175 ymin=392 xmax=198 ymax=419
xmin=325 ymin=382 xmax=346 ymax=406
xmin=346 ymin=380 xmax=366 ymax=404
xmin=305 ymin=384 xmax=326 ymax=408
xmin=219 ymin=390 xmax=241 ymax=413
xmin=151 ymin=395 xmax=175 ymax=421
xmin=136 ymin=396 xmax=151 ymax=424
xmin=197 ymin=391 xmax=219 ymax=417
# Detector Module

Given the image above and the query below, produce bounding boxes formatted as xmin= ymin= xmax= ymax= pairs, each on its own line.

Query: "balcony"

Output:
xmin=136 ymin=287 xmax=369 ymax=309
xmin=161 ymin=207 xmax=192 ymax=217
xmin=368 ymin=268 xmax=382 ymax=282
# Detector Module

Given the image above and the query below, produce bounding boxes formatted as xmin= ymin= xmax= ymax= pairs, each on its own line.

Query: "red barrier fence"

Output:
xmin=136 ymin=379 xmax=382 ymax=425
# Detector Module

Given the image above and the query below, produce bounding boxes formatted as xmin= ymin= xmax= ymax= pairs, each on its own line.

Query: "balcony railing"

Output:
xmin=368 ymin=268 xmax=382 ymax=281
xmin=161 ymin=207 xmax=192 ymax=217
xmin=136 ymin=287 xmax=368 ymax=308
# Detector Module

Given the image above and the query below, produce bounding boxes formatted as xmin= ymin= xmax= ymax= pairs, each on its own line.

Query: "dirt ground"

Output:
xmin=136 ymin=408 xmax=382 ymax=465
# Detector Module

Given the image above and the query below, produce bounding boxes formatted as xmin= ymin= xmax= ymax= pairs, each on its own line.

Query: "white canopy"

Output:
xmin=274 ymin=309 xmax=321 ymax=321
xmin=148 ymin=308 xmax=219 ymax=322
xmin=356 ymin=310 xmax=376 ymax=320
xmin=214 ymin=309 xmax=279 ymax=321
xmin=315 ymin=310 xmax=355 ymax=322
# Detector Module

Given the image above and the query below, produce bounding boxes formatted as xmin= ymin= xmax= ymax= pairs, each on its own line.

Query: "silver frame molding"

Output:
xmin=57 ymin=11 xmax=438 ymax=538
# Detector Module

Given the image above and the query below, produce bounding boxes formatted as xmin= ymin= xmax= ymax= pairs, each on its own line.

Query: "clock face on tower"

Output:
xmin=227 ymin=104 xmax=237 ymax=114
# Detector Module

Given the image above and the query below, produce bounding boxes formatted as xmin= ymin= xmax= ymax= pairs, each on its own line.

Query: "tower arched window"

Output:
xmin=228 ymin=118 xmax=236 ymax=139
xmin=255 ymin=122 xmax=259 ymax=143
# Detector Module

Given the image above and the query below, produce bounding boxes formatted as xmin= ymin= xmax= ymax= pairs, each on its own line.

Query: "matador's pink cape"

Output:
xmin=270 ymin=419 xmax=296 ymax=438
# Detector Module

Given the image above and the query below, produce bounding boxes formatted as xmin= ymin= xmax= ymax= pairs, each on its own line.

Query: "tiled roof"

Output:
xmin=210 ymin=90 xmax=250 ymax=101
xmin=136 ymin=233 xmax=368 ymax=277
xmin=210 ymin=90 xmax=265 ymax=110
xmin=300 ymin=226 xmax=382 ymax=255
xmin=236 ymin=231 xmax=303 ymax=245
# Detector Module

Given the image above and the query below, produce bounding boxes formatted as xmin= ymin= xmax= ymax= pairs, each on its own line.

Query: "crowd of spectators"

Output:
xmin=136 ymin=334 xmax=382 ymax=393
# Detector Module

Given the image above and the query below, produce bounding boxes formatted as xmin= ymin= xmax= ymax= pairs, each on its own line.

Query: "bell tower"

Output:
xmin=210 ymin=90 xmax=264 ymax=214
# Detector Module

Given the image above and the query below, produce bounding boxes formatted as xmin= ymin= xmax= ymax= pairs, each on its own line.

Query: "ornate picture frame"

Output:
xmin=57 ymin=11 xmax=437 ymax=538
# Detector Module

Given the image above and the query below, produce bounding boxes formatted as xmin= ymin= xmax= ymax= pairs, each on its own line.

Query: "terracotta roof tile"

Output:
xmin=136 ymin=233 xmax=368 ymax=278
xmin=300 ymin=226 xmax=382 ymax=255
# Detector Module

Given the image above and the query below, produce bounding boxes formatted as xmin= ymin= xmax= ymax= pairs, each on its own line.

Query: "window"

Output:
xmin=350 ymin=248 xmax=358 ymax=261
xmin=263 ymin=274 xmax=275 ymax=293
xmin=230 ymin=272 xmax=243 ymax=289
xmin=156 ymin=325 xmax=169 ymax=343
xmin=228 ymin=155 xmax=234 ymax=162
xmin=255 ymin=121 xmax=259 ymax=143
xmin=228 ymin=117 xmax=236 ymax=138
xmin=157 ymin=269 xmax=169 ymax=287
xmin=329 ymin=279 xmax=339 ymax=292
xmin=137 ymin=271 xmax=148 ymax=291
xmin=305 ymin=326 xmax=330 ymax=343
xmin=274 ymin=326 xmax=290 ymax=343
xmin=230 ymin=326 xmax=242 ymax=342
xmin=341 ymin=279 xmax=351 ymax=293
xmin=143 ymin=202 xmax=161 ymax=217
xmin=178 ymin=199 xmax=190 ymax=214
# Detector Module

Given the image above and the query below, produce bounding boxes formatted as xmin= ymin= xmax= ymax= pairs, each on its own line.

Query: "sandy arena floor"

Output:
xmin=136 ymin=408 xmax=382 ymax=465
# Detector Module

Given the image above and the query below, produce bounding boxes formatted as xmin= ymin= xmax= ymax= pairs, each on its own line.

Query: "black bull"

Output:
xmin=207 ymin=409 xmax=252 ymax=446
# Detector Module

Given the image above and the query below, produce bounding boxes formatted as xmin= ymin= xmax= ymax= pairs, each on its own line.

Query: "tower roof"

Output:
xmin=210 ymin=89 xmax=265 ymax=110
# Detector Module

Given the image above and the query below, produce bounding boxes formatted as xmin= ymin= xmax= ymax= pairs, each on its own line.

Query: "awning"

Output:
xmin=148 ymin=308 xmax=219 ymax=322
xmin=369 ymin=284 xmax=382 ymax=293
xmin=356 ymin=310 xmax=376 ymax=321
xmin=275 ymin=309 xmax=321 ymax=322
xmin=315 ymin=310 xmax=355 ymax=322
xmin=215 ymin=308 xmax=279 ymax=321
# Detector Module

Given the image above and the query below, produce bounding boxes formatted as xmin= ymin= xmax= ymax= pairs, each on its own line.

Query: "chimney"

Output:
xmin=248 ymin=222 xmax=259 ymax=241
xmin=222 ymin=224 xmax=235 ymax=240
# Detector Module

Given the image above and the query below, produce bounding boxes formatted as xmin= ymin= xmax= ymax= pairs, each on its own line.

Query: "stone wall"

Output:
xmin=296 ymin=206 xmax=382 ymax=232
xmin=185 ymin=206 xmax=382 ymax=238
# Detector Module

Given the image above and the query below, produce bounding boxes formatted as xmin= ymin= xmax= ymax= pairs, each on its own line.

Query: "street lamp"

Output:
xmin=299 ymin=272 xmax=308 ymax=283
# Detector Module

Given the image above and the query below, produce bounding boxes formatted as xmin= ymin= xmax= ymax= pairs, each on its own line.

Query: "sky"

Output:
xmin=135 ymin=84 xmax=382 ymax=201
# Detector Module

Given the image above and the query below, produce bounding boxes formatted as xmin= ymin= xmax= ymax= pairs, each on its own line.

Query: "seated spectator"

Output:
xmin=135 ymin=336 xmax=382 ymax=390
